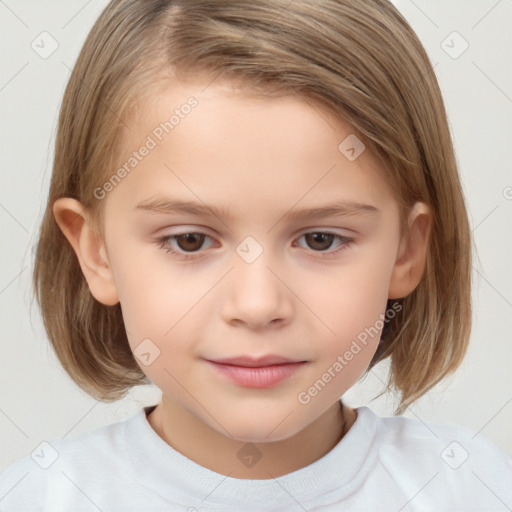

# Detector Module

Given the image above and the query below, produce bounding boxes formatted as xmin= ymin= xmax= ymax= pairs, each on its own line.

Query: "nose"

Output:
xmin=221 ymin=249 xmax=293 ymax=330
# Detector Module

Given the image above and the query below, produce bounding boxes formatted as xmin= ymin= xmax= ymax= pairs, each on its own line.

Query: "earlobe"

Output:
xmin=53 ymin=198 xmax=120 ymax=306
xmin=388 ymin=202 xmax=432 ymax=300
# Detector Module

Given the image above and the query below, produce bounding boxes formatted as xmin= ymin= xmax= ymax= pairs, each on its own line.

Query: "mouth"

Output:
xmin=205 ymin=356 xmax=308 ymax=388
xmin=207 ymin=354 xmax=307 ymax=368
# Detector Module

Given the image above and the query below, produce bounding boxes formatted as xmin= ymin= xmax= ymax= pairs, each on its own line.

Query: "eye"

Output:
xmin=154 ymin=232 xmax=215 ymax=260
xmin=294 ymin=231 xmax=353 ymax=257
xmin=154 ymin=230 xmax=353 ymax=261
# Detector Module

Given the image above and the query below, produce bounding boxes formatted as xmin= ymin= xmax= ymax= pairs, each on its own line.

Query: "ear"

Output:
xmin=388 ymin=202 xmax=432 ymax=299
xmin=53 ymin=198 xmax=120 ymax=306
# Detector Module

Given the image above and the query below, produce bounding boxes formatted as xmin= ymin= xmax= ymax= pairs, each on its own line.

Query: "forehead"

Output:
xmin=122 ymin=73 xmax=355 ymax=160
xmin=106 ymin=77 xmax=396 ymax=220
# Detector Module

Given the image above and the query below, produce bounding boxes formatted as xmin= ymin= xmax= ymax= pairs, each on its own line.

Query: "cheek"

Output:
xmin=118 ymin=274 xmax=199 ymax=357
xmin=296 ymin=254 xmax=394 ymax=379
xmin=301 ymin=257 xmax=393 ymax=335
xmin=108 ymin=228 xmax=193 ymax=323
xmin=110 ymin=247 xmax=217 ymax=386
xmin=115 ymin=270 xmax=197 ymax=387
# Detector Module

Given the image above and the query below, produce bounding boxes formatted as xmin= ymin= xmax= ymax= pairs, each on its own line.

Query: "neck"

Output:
xmin=147 ymin=397 xmax=356 ymax=480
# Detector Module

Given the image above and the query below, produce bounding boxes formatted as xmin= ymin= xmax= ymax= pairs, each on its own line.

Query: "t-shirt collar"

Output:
xmin=123 ymin=400 xmax=379 ymax=508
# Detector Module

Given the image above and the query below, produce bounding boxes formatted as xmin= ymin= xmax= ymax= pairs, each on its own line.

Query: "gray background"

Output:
xmin=1 ymin=0 xmax=511 ymax=472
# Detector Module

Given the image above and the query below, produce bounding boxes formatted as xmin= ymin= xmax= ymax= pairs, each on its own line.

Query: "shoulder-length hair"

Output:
xmin=33 ymin=0 xmax=472 ymax=413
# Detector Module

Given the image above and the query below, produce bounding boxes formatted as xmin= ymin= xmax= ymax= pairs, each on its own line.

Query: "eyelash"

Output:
xmin=154 ymin=231 xmax=354 ymax=261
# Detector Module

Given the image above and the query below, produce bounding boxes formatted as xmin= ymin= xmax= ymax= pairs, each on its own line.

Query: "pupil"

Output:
xmin=307 ymin=233 xmax=333 ymax=250
xmin=178 ymin=233 xmax=203 ymax=251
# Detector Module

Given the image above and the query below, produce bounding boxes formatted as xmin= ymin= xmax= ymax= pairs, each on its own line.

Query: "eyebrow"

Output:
xmin=133 ymin=197 xmax=380 ymax=221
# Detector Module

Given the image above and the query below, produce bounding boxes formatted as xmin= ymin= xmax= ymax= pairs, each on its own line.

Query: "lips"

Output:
xmin=207 ymin=355 xmax=306 ymax=367
xmin=206 ymin=357 xmax=307 ymax=388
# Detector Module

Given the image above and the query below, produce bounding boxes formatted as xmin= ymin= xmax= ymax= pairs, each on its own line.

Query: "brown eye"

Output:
xmin=175 ymin=233 xmax=206 ymax=252
xmin=295 ymin=231 xmax=353 ymax=257
xmin=303 ymin=232 xmax=336 ymax=251
xmin=155 ymin=232 xmax=214 ymax=259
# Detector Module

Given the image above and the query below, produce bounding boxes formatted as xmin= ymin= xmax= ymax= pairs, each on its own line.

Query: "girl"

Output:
xmin=1 ymin=0 xmax=510 ymax=510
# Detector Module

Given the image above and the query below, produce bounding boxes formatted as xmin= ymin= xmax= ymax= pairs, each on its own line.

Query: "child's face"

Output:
xmin=96 ymin=76 xmax=408 ymax=442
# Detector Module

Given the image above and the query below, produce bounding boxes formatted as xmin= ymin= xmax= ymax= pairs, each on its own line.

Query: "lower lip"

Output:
xmin=207 ymin=361 xmax=306 ymax=388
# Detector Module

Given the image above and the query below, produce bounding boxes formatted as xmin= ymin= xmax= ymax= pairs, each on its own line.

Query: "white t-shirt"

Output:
xmin=0 ymin=402 xmax=511 ymax=511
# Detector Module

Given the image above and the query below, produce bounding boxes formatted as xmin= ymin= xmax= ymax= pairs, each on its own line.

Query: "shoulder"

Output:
xmin=358 ymin=406 xmax=512 ymax=511
xmin=0 ymin=411 xmax=134 ymax=511
xmin=370 ymin=406 xmax=511 ymax=468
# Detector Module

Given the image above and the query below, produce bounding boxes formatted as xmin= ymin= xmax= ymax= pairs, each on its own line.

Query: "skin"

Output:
xmin=54 ymin=74 xmax=431 ymax=480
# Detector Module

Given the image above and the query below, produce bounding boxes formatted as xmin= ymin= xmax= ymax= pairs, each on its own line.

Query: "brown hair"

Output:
xmin=33 ymin=0 xmax=472 ymax=413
